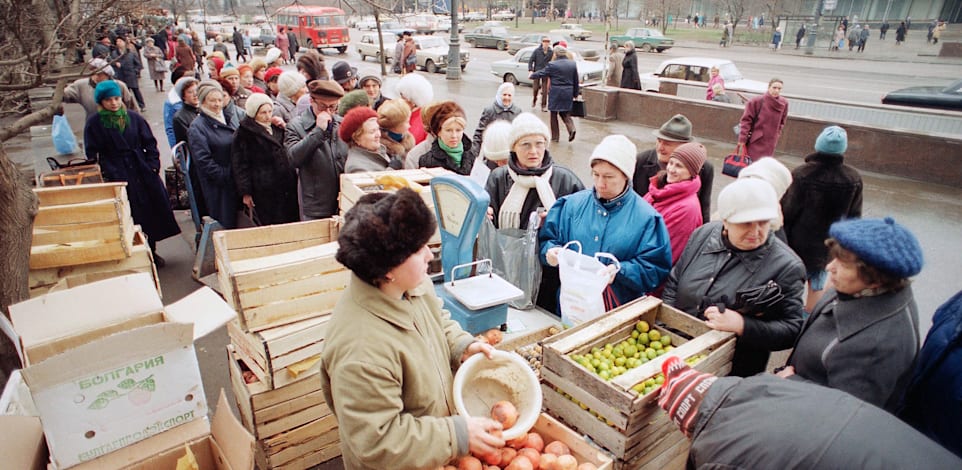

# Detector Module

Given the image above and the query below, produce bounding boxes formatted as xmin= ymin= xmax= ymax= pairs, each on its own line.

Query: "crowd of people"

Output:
xmin=62 ymin=22 xmax=961 ymax=469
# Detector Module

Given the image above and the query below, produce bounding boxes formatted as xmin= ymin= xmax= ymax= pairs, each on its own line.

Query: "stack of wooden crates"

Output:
xmin=540 ymin=297 xmax=737 ymax=470
xmin=27 ymin=182 xmax=160 ymax=297
xmin=215 ymin=218 xmax=347 ymax=470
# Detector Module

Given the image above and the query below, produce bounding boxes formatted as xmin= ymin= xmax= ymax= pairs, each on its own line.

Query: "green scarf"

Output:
xmin=98 ymin=108 xmax=129 ymax=133
xmin=438 ymin=138 xmax=464 ymax=166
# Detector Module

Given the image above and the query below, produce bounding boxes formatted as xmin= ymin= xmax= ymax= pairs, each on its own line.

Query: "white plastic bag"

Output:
xmin=557 ymin=241 xmax=620 ymax=328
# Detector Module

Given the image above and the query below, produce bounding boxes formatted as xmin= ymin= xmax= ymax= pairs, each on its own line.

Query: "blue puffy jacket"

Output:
xmin=540 ymin=188 xmax=672 ymax=305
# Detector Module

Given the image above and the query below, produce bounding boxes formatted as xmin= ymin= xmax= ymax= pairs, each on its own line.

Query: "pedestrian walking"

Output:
xmin=606 ymin=43 xmax=624 ymax=87
xmin=530 ymin=46 xmax=579 ymax=142
xmin=401 ymin=33 xmax=417 ymax=74
xmin=620 ymin=41 xmax=641 ymax=90
xmin=275 ymin=26 xmax=290 ymax=64
xmin=933 ymin=21 xmax=945 ymax=44
xmin=738 ymin=79 xmax=788 ymax=159
xmin=142 ymin=38 xmax=167 ymax=92
xmin=896 ymin=21 xmax=907 ymax=45
xmin=232 ymin=26 xmax=247 ymax=63
xmin=770 ymin=27 xmax=782 ymax=52
xmin=212 ymin=35 xmax=229 ymax=58
xmin=847 ymin=26 xmax=859 ymax=51
xmin=832 ymin=25 xmax=846 ymax=51
xmin=795 ymin=24 xmax=806 ymax=49
xmin=880 ymin=21 xmax=889 ymax=40
xmin=111 ymin=37 xmax=145 ymax=111
xmin=528 ymin=36 xmax=554 ymax=111
xmin=858 ymin=25 xmax=870 ymax=52
xmin=287 ymin=28 xmax=300 ymax=61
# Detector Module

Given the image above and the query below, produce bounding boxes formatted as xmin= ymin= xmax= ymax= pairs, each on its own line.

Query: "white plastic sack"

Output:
xmin=477 ymin=214 xmax=541 ymax=310
xmin=557 ymin=241 xmax=620 ymax=328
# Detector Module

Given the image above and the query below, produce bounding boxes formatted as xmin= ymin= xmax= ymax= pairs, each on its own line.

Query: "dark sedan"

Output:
xmin=464 ymin=26 xmax=511 ymax=50
xmin=882 ymin=79 xmax=962 ymax=111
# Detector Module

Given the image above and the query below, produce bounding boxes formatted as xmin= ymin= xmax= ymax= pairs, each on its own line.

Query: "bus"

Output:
xmin=275 ymin=5 xmax=349 ymax=54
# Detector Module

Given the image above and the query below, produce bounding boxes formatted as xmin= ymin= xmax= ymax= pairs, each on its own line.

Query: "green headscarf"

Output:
xmin=98 ymin=108 xmax=129 ymax=133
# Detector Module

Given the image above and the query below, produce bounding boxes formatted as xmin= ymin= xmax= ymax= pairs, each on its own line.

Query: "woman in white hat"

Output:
xmin=541 ymin=135 xmax=672 ymax=310
xmin=663 ymin=178 xmax=806 ymax=377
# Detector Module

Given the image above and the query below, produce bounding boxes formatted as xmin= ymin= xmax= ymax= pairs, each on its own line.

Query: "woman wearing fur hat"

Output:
xmin=663 ymin=178 xmax=806 ymax=377
xmin=219 ymin=66 xmax=250 ymax=110
xmin=529 ymin=46 xmax=579 ymax=142
xmin=231 ymin=93 xmax=300 ymax=226
xmin=486 ymin=112 xmax=584 ymax=313
xmin=294 ymin=52 xmax=329 ymax=116
xmin=340 ymin=106 xmax=399 ymax=173
xmin=418 ymin=101 xmax=478 ymax=175
xmin=320 ymin=189 xmax=504 ymax=470
xmin=469 ymin=120 xmax=513 ymax=186
xmin=395 ymin=73 xmax=434 ymax=145
xmin=779 ymin=217 xmax=921 ymax=412
xmin=781 ymin=125 xmax=863 ymax=311
xmin=377 ymin=99 xmax=415 ymax=162
xmin=542 ymin=135 xmax=672 ymax=308
xmin=188 ymin=80 xmax=241 ymax=229
xmin=273 ymin=71 xmax=306 ymax=125
xmin=472 ymin=82 xmax=522 ymax=151
xmin=250 ymin=58 xmax=268 ymax=91
xmin=84 ymin=80 xmax=180 ymax=267
xmin=643 ymin=142 xmax=707 ymax=265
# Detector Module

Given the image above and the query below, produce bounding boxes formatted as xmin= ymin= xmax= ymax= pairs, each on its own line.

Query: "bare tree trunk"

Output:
xmin=0 ymin=145 xmax=37 ymax=379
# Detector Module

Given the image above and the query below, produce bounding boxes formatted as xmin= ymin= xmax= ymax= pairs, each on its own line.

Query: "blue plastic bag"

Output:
xmin=52 ymin=114 xmax=77 ymax=155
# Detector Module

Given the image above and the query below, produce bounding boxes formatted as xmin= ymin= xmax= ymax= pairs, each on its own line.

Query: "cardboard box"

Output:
xmin=1 ymin=273 xmax=236 ymax=469
xmin=68 ymin=390 xmax=254 ymax=470
xmin=0 ymin=415 xmax=48 ymax=470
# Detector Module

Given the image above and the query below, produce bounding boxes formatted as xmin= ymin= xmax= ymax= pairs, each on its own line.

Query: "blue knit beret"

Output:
xmin=94 ymin=80 xmax=122 ymax=104
xmin=829 ymin=217 xmax=923 ymax=279
xmin=815 ymin=125 xmax=848 ymax=155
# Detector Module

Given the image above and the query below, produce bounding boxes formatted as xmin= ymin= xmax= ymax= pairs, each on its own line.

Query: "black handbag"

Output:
xmin=164 ymin=164 xmax=190 ymax=210
xmin=722 ymin=144 xmax=752 ymax=177
xmin=570 ymin=98 xmax=586 ymax=118
xmin=734 ymin=281 xmax=785 ymax=317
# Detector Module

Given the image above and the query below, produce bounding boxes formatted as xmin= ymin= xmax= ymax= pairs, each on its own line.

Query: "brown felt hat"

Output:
xmin=308 ymin=79 xmax=345 ymax=98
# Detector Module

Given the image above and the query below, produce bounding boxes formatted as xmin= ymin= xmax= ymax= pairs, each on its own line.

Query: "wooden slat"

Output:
xmin=250 ymin=374 xmax=324 ymax=411
xmin=267 ymin=430 xmax=339 ymax=467
xmin=34 ymin=198 xmax=121 ymax=226
xmin=232 ymin=252 xmax=343 ymax=293
xmin=262 ymin=413 xmax=338 ymax=452
xmin=243 ymin=289 xmax=344 ymax=332
xmin=534 ymin=413 xmax=613 ymax=470
xmin=237 ymin=269 xmax=348 ymax=310
xmin=216 ymin=219 xmax=339 ymax=253
xmin=33 ymin=182 xmax=125 ymax=206
xmin=257 ymin=402 xmax=330 ymax=439
xmin=547 ymin=296 xmax=663 ymax=354
xmin=612 ymin=330 xmax=734 ymax=392
xmin=542 ymin=383 xmax=631 ymax=456
xmin=32 ymin=220 xmax=123 ymax=246
xmin=29 ymin=240 xmax=128 ymax=269
xmin=272 ymin=442 xmax=341 ymax=470
xmin=230 ymin=242 xmax=340 ymax=274
xmin=257 ymin=315 xmax=330 ymax=357
xmin=543 ymin=368 xmax=630 ymax=431
xmin=255 ymin=390 xmax=328 ymax=425
xmin=28 ymin=231 xmax=155 ymax=294
xmin=228 ymin=346 xmax=259 ymax=432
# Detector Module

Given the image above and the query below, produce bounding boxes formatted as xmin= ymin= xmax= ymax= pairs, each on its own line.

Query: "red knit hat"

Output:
xmin=657 ymin=357 xmax=717 ymax=438
xmin=264 ymin=67 xmax=283 ymax=83
xmin=339 ymin=106 xmax=379 ymax=144
xmin=208 ymin=57 xmax=225 ymax=75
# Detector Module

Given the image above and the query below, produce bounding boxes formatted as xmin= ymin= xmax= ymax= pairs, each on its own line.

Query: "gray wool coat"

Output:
xmin=285 ymin=110 xmax=347 ymax=219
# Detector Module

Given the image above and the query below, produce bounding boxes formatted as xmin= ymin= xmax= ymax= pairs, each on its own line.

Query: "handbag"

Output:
xmin=722 ymin=144 xmax=752 ymax=177
xmin=570 ymin=97 xmax=586 ymax=118
xmin=164 ymin=164 xmax=190 ymax=210
xmin=733 ymin=280 xmax=784 ymax=317
xmin=40 ymin=158 xmax=103 ymax=186
xmin=153 ymin=60 xmax=168 ymax=73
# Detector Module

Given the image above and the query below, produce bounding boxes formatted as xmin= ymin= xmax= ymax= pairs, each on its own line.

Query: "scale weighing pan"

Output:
xmin=443 ymin=260 xmax=524 ymax=310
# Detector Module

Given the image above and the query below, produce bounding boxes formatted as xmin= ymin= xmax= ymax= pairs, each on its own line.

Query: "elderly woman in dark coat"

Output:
xmin=83 ymin=80 xmax=180 ymax=266
xmin=620 ymin=41 xmax=642 ymax=90
xmin=111 ymin=37 xmax=145 ymax=111
xmin=663 ymin=178 xmax=805 ymax=377
xmin=780 ymin=217 xmax=923 ymax=413
xmin=231 ymin=93 xmax=299 ymax=226
xmin=188 ymin=80 xmax=240 ymax=228
xmin=472 ymin=82 xmax=522 ymax=150
xmin=530 ymin=46 xmax=579 ymax=143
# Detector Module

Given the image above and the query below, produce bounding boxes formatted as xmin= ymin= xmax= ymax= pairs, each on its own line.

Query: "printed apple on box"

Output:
xmin=2 ymin=273 xmax=236 ymax=469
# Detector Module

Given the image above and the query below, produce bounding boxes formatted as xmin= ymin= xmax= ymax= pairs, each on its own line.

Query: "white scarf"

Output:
xmin=201 ymin=105 xmax=226 ymax=125
xmin=499 ymin=166 xmax=556 ymax=229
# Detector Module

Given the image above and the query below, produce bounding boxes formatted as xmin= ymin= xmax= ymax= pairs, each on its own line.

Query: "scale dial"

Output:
xmin=434 ymin=184 xmax=471 ymax=238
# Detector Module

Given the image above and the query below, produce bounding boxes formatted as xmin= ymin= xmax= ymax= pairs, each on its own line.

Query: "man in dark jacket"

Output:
xmin=285 ymin=80 xmax=347 ymax=220
xmin=781 ymin=125 xmax=862 ymax=310
xmin=232 ymin=26 xmax=247 ymax=63
xmin=527 ymin=36 xmax=553 ymax=112
xmin=530 ymin=46 xmax=579 ymax=143
xmin=152 ymin=26 xmax=170 ymax=60
xmin=92 ymin=35 xmax=112 ymax=59
xmin=657 ymin=357 xmax=962 ymax=469
xmin=287 ymin=29 xmax=300 ymax=61
xmin=633 ymin=114 xmax=714 ymax=224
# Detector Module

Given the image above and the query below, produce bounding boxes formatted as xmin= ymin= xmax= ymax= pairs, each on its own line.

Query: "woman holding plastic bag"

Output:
xmin=540 ymin=135 xmax=672 ymax=319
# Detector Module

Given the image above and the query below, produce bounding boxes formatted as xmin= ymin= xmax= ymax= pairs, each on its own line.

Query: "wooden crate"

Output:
xmin=228 ymin=315 xmax=329 ymax=390
xmin=228 ymin=346 xmax=341 ymax=469
xmin=339 ymin=168 xmax=452 ymax=245
xmin=497 ymin=325 xmax=561 ymax=378
xmin=531 ymin=412 xmax=614 ymax=469
xmin=28 ymin=229 xmax=160 ymax=298
xmin=541 ymin=296 xmax=735 ymax=466
xmin=30 ymin=183 xmax=135 ymax=269
xmin=214 ymin=219 xmax=348 ymax=332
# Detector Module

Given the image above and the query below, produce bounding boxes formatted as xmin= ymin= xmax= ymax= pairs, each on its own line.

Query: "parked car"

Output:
xmin=639 ymin=57 xmax=768 ymax=93
xmin=464 ymin=12 xmax=486 ymax=22
xmin=413 ymin=35 xmax=469 ymax=73
xmin=492 ymin=11 xmax=515 ymax=21
xmin=401 ymin=14 xmax=439 ymax=34
xmin=249 ymin=26 xmax=276 ymax=46
xmin=357 ymin=31 xmax=398 ymax=63
xmin=881 ymin=79 xmax=962 ymax=111
xmin=610 ymin=27 xmax=674 ymax=52
xmin=437 ymin=16 xmax=464 ymax=33
xmin=355 ymin=16 xmax=377 ymax=30
xmin=205 ymin=25 xmax=225 ymax=40
xmin=380 ymin=21 xmax=408 ymax=36
xmin=549 ymin=23 xmax=592 ymax=40
xmin=491 ymin=46 xmax=603 ymax=86
xmin=507 ymin=33 xmax=600 ymax=60
xmin=464 ymin=26 xmax=511 ymax=50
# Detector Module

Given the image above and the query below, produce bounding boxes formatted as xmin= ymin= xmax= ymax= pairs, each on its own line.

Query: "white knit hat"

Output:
xmin=265 ymin=47 xmax=282 ymax=65
xmin=245 ymin=93 xmax=274 ymax=118
xmin=395 ymin=73 xmax=433 ymax=108
xmin=277 ymin=71 xmax=306 ymax=98
xmin=508 ymin=112 xmax=550 ymax=149
xmin=481 ymin=120 xmax=513 ymax=162
xmin=717 ymin=178 xmax=780 ymax=224
xmin=738 ymin=158 xmax=793 ymax=198
xmin=590 ymin=135 xmax=637 ymax=179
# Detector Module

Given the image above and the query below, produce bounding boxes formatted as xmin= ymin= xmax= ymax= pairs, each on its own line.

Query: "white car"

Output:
xmin=550 ymin=23 xmax=592 ymax=40
xmin=355 ymin=16 xmax=377 ymax=30
xmin=413 ymin=36 xmax=469 ymax=73
xmin=639 ymin=57 xmax=768 ymax=94
xmin=490 ymin=46 xmax=603 ymax=86
xmin=357 ymin=32 xmax=398 ymax=63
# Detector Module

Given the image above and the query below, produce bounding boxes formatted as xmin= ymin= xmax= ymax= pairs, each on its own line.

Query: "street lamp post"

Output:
xmin=447 ymin=0 xmax=461 ymax=79
xmin=804 ymin=0 xmax=827 ymax=56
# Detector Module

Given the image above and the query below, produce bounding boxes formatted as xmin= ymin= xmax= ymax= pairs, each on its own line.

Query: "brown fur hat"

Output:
xmin=377 ymin=99 xmax=412 ymax=130
xmin=425 ymin=100 xmax=466 ymax=136
xmin=336 ymin=188 xmax=437 ymax=286
xmin=296 ymin=51 xmax=328 ymax=81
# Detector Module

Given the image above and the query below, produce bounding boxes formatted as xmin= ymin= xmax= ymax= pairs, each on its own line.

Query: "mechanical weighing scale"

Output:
xmin=430 ymin=175 xmax=523 ymax=335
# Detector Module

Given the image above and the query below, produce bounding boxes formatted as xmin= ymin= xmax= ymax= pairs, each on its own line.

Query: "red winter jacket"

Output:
xmin=738 ymin=92 xmax=788 ymax=158
xmin=644 ymin=176 xmax=702 ymax=264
